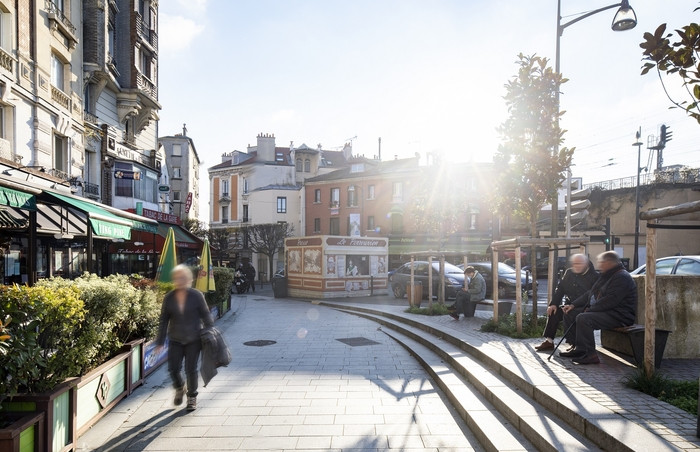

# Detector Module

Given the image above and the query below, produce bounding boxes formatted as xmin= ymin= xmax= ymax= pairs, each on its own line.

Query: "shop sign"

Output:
xmin=141 ymin=208 xmax=181 ymax=225
xmin=326 ymin=237 xmax=387 ymax=247
xmin=158 ymin=185 xmax=170 ymax=193
xmin=114 ymin=170 xmax=141 ymax=180
xmin=286 ymin=237 xmax=322 ymax=247
xmin=185 ymin=192 xmax=193 ymax=213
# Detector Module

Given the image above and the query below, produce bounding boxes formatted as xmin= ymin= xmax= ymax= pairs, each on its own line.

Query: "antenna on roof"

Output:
xmin=182 ymin=123 xmax=187 ymax=136
xmin=378 ymin=137 xmax=381 ymax=161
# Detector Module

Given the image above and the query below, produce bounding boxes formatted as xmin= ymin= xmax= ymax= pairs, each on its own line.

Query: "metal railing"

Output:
xmin=48 ymin=168 xmax=70 ymax=181
xmin=84 ymin=182 xmax=99 ymax=197
xmin=45 ymin=0 xmax=76 ymax=36
xmin=583 ymin=168 xmax=700 ymax=191
xmin=135 ymin=13 xmax=158 ymax=52
xmin=136 ymin=73 xmax=157 ymax=100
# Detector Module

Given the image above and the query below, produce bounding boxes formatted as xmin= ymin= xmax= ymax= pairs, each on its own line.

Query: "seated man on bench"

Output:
xmin=450 ymin=266 xmax=486 ymax=320
xmin=560 ymin=251 xmax=637 ymax=364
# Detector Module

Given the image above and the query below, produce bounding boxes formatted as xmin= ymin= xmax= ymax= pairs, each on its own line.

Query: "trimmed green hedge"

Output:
xmin=0 ymin=274 xmax=163 ymax=397
xmin=205 ymin=267 xmax=236 ymax=308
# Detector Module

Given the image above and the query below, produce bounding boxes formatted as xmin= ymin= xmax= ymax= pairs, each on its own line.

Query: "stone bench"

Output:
xmin=460 ymin=299 xmax=513 ymax=317
xmin=601 ymin=324 xmax=671 ymax=369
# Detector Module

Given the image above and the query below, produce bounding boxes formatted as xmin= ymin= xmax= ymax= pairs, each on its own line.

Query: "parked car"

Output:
xmin=460 ymin=262 xmax=533 ymax=298
xmin=391 ymin=261 xmax=466 ymax=300
xmin=630 ymin=256 xmax=700 ymax=275
xmin=522 ymin=256 xmax=568 ymax=278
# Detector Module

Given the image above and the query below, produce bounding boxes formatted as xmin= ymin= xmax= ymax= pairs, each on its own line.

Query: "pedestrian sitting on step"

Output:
xmin=535 ymin=254 xmax=598 ymax=352
xmin=450 ymin=266 xmax=486 ymax=320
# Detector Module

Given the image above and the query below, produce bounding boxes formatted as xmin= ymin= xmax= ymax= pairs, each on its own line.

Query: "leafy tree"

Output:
xmin=640 ymin=9 xmax=700 ymax=124
xmin=245 ymin=223 xmax=295 ymax=280
xmin=493 ymin=54 xmax=574 ymax=325
xmin=208 ymin=228 xmax=234 ymax=264
xmin=183 ymin=218 xmax=208 ymax=240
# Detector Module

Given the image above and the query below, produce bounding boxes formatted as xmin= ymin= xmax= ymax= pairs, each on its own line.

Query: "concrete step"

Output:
xmin=327 ymin=303 xmax=683 ymax=452
xmin=339 ymin=308 xmax=599 ymax=452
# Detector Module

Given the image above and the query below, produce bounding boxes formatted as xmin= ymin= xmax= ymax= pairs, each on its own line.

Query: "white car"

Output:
xmin=630 ymin=256 xmax=700 ymax=275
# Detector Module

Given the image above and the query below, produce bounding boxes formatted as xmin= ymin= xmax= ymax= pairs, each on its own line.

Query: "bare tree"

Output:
xmin=245 ymin=223 xmax=295 ymax=279
xmin=183 ymin=218 xmax=208 ymax=240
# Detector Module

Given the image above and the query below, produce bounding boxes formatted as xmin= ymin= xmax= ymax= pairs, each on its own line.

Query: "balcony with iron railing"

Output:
xmin=48 ymin=168 xmax=70 ymax=181
xmin=136 ymin=72 xmax=157 ymax=101
xmin=84 ymin=182 xmax=99 ymax=198
xmin=45 ymin=0 xmax=78 ymax=47
xmin=135 ymin=13 xmax=158 ymax=52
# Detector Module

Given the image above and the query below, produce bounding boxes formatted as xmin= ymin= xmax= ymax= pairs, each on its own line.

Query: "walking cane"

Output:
xmin=547 ymin=318 xmax=576 ymax=361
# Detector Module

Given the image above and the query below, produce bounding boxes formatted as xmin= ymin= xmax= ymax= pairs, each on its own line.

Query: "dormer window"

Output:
xmin=276 ymin=152 xmax=284 ymax=162
xmin=351 ymin=163 xmax=364 ymax=173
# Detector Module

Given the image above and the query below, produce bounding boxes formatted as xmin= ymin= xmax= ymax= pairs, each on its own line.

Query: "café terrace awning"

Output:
xmin=44 ymin=192 xmax=133 ymax=240
xmin=156 ymin=223 xmax=200 ymax=249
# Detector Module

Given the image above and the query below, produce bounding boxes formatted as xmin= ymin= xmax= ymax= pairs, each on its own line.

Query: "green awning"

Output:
xmin=0 ymin=186 xmax=36 ymax=211
xmin=0 ymin=209 xmax=29 ymax=229
xmin=132 ymin=220 xmax=158 ymax=233
xmin=157 ymin=223 xmax=197 ymax=247
xmin=45 ymin=192 xmax=132 ymax=240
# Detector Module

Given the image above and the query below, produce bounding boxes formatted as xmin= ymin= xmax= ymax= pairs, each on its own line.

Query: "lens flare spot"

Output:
xmin=307 ymin=308 xmax=320 ymax=321
xmin=297 ymin=327 xmax=308 ymax=339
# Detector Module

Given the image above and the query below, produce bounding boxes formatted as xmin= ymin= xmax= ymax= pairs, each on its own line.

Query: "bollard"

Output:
xmin=370 ymin=276 xmax=374 ymax=296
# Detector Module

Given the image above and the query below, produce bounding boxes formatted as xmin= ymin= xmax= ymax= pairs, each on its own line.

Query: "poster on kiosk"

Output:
xmin=285 ymin=236 xmax=389 ymax=298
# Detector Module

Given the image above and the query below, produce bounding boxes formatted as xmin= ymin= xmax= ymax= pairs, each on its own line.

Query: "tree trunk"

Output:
xmin=530 ymin=216 xmax=538 ymax=328
xmin=268 ymin=252 xmax=276 ymax=284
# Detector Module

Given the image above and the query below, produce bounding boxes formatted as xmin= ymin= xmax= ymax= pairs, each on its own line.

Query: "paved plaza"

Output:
xmin=77 ymin=289 xmax=700 ymax=451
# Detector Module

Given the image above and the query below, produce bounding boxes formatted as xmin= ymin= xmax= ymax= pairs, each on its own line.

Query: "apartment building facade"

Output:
xmin=159 ymin=129 xmax=200 ymax=220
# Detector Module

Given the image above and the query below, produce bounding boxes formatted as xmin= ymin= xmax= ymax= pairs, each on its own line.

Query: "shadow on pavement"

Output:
xmin=96 ymin=409 xmax=188 ymax=452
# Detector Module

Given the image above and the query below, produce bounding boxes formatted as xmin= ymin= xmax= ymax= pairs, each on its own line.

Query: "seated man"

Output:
xmin=560 ymin=251 xmax=637 ymax=364
xmin=450 ymin=266 xmax=486 ymax=320
xmin=535 ymin=254 xmax=598 ymax=352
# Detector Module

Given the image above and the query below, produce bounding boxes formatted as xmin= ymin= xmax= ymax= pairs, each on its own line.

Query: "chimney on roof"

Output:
xmin=341 ymin=142 xmax=352 ymax=160
xmin=182 ymin=123 xmax=188 ymax=136
xmin=256 ymin=133 xmax=276 ymax=162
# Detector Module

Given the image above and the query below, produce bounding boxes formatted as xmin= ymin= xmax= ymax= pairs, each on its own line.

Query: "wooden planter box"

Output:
xmin=0 ymin=411 xmax=44 ymax=452
xmin=1 ymin=339 xmax=150 ymax=452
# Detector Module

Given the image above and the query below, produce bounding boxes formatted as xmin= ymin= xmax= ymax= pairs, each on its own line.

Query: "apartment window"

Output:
xmin=53 ymin=134 xmax=68 ymax=174
xmin=243 ymin=179 xmax=249 ymax=194
xmin=330 ymin=188 xmax=340 ymax=206
xmin=275 ymin=152 xmax=284 ymax=162
xmin=313 ymin=218 xmax=321 ymax=233
xmin=243 ymin=204 xmax=249 ymax=222
xmin=351 ymin=163 xmax=365 ymax=173
xmin=367 ymin=216 xmax=375 ymax=231
xmin=107 ymin=22 xmax=115 ymax=59
xmin=173 ymin=191 xmax=181 ymax=201
xmin=347 ymin=187 xmax=358 ymax=207
xmin=0 ymin=11 xmax=10 ymax=51
xmin=391 ymin=213 xmax=403 ymax=234
xmin=140 ymin=49 xmax=152 ymax=79
xmin=172 ymin=143 xmax=182 ymax=156
xmin=296 ymin=158 xmax=302 ymax=172
xmin=314 ymin=189 xmax=321 ymax=203
xmin=392 ymin=182 xmax=403 ymax=201
xmin=304 ymin=159 xmax=310 ymax=172
xmin=172 ymin=167 xmax=181 ymax=179
xmin=53 ymin=0 xmax=64 ymax=13
xmin=114 ymin=162 xmax=133 ymax=197
xmin=221 ymin=206 xmax=229 ymax=224
xmin=50 ymin=54 xmax=65 ymax=91
xmin=221 ymin=179 xmax=229 ymax=196
xmin=329 ymin=217 xmax=340 ymax=235
xmin=277 ymin=197 xmax=287 ymax=214
xmin=367 ymin=185 xmax=375 ymax=200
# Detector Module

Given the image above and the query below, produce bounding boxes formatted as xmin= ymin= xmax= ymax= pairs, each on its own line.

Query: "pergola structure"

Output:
xmin=639 ymin=199 xmax=700 ymax=375
xmin=490 ymin=237 xmax=590 ymax=332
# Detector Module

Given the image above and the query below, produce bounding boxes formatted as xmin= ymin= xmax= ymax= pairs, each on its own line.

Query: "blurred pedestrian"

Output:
xmin=450 ymin=266 xmax=485 ymax=320
xmin=244 ymin=262 xmax=256 ymax=293
xmin=155 ymin=265 xmax=214 ymax=410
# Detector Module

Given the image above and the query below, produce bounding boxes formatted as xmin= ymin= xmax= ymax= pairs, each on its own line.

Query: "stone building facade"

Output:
xmin=159 ymin=129 xmax=200 ymax=220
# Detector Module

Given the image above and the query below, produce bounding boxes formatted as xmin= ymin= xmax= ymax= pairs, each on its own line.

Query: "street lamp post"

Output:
xmin=633 ymin=128 xmax=643 ymax=269
xmin=555 ymin=0 xmax=638 ymax=240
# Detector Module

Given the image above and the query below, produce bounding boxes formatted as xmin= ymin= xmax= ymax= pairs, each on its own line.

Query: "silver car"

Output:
xmin=630 ymin=256 xmax=700 ymax=275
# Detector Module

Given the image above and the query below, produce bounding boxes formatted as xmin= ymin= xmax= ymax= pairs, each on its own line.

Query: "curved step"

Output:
xmin=327 ymin=303 xmax=682 ymax=452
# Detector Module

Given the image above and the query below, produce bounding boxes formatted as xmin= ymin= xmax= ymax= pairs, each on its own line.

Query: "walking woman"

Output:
xmin=155 ymin=264 xmax=214 ymax=411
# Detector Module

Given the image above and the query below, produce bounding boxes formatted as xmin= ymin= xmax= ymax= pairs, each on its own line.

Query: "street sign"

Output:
xmin=114 ymin=170 xmax=141 ymax=180
xmin=185 ymin=192 xmax=193 ymax=213
xmin=158 ymin=185 xmax=170 ymax=192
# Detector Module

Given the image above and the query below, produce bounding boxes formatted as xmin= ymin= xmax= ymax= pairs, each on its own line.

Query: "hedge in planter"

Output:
xmin=205 ymin=267 xmax=236 ymax=308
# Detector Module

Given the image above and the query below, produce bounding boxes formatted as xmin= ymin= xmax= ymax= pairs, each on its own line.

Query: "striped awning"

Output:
xmin=0 ymin=209 xmax=29 ymax=229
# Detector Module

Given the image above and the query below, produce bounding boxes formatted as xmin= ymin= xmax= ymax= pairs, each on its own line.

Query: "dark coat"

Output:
xmin=200 ymin=327 xmax=231 ymax=386
xmin=572 ymin=263 xmax=637 ymax=326
xmin=156 ymin=288 xmax=214 ymax=346
xmin=550 ymin=262 xmax=599 ymax=307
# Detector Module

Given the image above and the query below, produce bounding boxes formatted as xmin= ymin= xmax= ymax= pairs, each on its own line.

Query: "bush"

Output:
xmin=624 ymin=368 xmax=698 ymax=415
xmin=205 ymin=267 xmax=235 ymax=308
xmin=406 ymin=304 xmax=451 ymax=316
xmin=480 ymin=312 xmax=553 ymax=339
xmin=0 ymin=284 xmax=85 ymax=395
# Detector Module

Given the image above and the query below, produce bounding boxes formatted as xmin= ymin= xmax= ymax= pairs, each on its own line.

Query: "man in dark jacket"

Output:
xmin=560 ymin=251 xmax=637 ymax=364
xmin=450 ymin=266 xmax=486 ymax=320
xmin=535 ymin=254 xmax=598 ymax=352
xmin=244 ymin=263 xmax=256 ymax=293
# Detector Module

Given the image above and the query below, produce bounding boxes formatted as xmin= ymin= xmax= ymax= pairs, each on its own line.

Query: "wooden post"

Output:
xmin=515 ymin=245 xmax=522 ymax=333
xmin=410 ymin=255 xmax=415 ymax=305
xmin=644 ymin=222 xmax=657 ymax=375
xmin=428 ymin=255 xmax=433 ymax=308
xmin=439 ymin=255 xmax=445 ymax=305
xmin=492 ymin=248 xmax=499 ymax=321
xmin=547 ymin=246 xmax=555 ymax=307
xmin=463 ymin=255 xmax=468 ymax=270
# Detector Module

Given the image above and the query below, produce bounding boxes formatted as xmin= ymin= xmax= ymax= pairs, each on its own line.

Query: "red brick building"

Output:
xmin=303 ymin=157 xmax=495 ymax=269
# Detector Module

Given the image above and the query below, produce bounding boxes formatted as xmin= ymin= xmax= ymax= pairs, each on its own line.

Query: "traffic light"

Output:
xmin=566 ymin=187 xmax=591 ymax=223
xmin=660 ymin=124 xmax=672 ymax=145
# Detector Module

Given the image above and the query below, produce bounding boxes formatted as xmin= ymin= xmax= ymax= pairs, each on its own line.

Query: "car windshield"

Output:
xmin=497 ymin=263 xmax=518 ymax=274
xmin=432 ymin=262 xmax=463 ymax=274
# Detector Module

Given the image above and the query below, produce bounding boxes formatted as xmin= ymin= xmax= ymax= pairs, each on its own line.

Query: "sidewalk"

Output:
xmin=323 ymin=293 xmax=700 ymax=450
xmin=77 ymin=294 xmax=483 ymax=451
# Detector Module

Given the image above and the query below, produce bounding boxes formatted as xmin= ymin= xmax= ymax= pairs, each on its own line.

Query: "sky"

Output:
xmin=157 ymin=1 xmax=700 ymax=221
